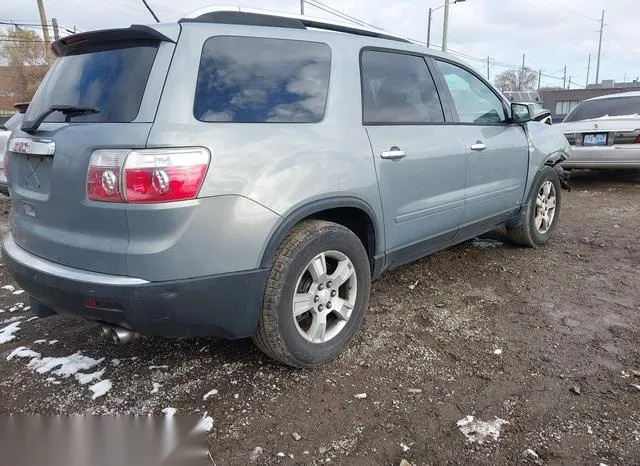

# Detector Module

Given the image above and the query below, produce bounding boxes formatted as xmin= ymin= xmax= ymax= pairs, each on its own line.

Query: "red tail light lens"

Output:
xmin=87 ymin=148 xmax=210 ymax=203
xmin=634 ymin=134 xmax=640 ymax=144
xmin=87 ymin=150 xmax=127 ymax=202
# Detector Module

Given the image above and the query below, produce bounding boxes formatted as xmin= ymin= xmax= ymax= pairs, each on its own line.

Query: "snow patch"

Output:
xmin=7 ymin=347 xmax=41 ymax=360
xmin=25 ymin=316 xmax=38 ymax=322
xmin=48 ymin=340 xmax=58 ymax=345
xmin=457 ymin=415 xmax=508 ymax=443
xmin=12 ymin=290 xmax=25 ymax=295
xmin=0 ymin=321 xmax=22 ymax=344
xmin=195 ymin=416 xmax=214 ymax=433
xmin=149 ymin=365 xmax=169 ymax=370
xmin=33 ymin=339 xmax=47 ymax=344
xmin=1 ymin=285 xmax=15 ymax=292
xmin=2 ymin=316 xmax=24 ymax=325
xmin=162 ymin=407 xmax=177 ymax=417
xmin=150 ymin=382 xmax=161 ymax=394
xmin=89 ymin=380 xmax=112 ymax=399
xmin=27 ymin=352 xmax=104 ymax=377
xmin=75 ymin=368 xmax=105 ymax=385
xmin=203 ymin=389 xmax=219 ymax=400
xmin=8 ymin=347 xmax=110 ymax=399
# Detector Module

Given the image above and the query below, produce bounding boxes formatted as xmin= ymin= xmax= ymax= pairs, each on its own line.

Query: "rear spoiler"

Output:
xmin=51 ymin=25 xmax=175 ymax=57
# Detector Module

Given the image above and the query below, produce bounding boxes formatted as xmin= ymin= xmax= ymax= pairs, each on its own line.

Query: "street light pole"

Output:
xmin=442 ymin=0 xmax=450 ymax=52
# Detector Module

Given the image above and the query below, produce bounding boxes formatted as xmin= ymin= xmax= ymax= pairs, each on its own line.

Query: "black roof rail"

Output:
xmin=179 ymin=7 xmax=410 ymax=43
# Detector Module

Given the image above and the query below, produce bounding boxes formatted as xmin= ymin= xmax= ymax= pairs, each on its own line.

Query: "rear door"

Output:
xmin=433 ymin=59 xmax=529 ymax=227
xmin=7 ymin=28 xmax=176 ymax=275
xmin=361 ymin=50 xmax=467 ymax=266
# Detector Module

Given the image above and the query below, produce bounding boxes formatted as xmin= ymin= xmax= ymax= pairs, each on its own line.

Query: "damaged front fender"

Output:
xmin=545 ymin=152 xmax=571 ymax=191
xmin=523 ymin=121 xmax=573 ymax=199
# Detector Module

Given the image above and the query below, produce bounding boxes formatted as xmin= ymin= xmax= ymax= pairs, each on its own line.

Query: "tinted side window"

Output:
xmin=435 ymin=60 xmax=506 ymax=124
xmin=361 ymin=51 xmax=444 ymax=124
xmin=194 ymin=37 xmax=330 ymax=123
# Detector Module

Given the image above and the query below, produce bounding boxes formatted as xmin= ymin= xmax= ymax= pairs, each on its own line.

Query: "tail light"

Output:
xmin=87 ymin=148 xmax=210 ymax=203
xmin=635 ymin=134 xmax=640 ymax=144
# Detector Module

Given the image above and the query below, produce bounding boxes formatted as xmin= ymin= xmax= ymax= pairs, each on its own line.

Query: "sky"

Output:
xmin=2 ymin=0 xmax=637 ymax=89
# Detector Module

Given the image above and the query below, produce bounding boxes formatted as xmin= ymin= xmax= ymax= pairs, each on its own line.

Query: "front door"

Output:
xmin=433 ymin=60 xmax=529 ymax=226
xmin=361 ymin=50 xmax=467 ymax=267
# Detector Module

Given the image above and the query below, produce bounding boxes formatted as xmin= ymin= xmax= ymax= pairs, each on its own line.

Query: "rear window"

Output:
xmin=194 ymin=36 xmax=331 ymax=123
xmin=25 ymin=45 xmax=158 ymax=124
xmin=564 ymin=96 xmax=640 ymax=122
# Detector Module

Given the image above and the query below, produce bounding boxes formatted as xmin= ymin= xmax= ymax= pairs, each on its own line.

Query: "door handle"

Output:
xmin=470 ymin=141 xmax=487 ymax=152
xmin=381 ymin=147 xmax=406 ymax=160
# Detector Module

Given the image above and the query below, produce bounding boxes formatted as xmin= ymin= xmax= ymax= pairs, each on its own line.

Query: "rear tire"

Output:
xmin=253 ymin=220 xmax=371 ymax=368
xmin=507 ymin=166 xmax=562 ymax=247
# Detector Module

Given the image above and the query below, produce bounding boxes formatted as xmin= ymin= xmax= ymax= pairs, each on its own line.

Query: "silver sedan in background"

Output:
xmin=557 ymin=91 xmax=640 ymax=169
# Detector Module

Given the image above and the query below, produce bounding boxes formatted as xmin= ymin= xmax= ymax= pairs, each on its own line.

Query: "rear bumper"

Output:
xmin=2 ymin=233 xmax=268 ymax=339
xmin=561 ymin=146 xmax=640 ymax=169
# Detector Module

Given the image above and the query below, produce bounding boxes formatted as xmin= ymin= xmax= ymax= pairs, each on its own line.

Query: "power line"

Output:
xmin=304 ymin=0 xmax=381 ymax=30
xmin=546 ymin=0 xmax=599 ymax=22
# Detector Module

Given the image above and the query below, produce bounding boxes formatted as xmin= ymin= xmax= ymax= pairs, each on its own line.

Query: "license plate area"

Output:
xmin=583 ymin=133 xmax=608 ymax=146
xmin=16 ymin=154 xmax=53 ymax=194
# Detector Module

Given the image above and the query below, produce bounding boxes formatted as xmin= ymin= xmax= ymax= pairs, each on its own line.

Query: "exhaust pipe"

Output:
xmin=100 ymin=325 xmax=137 ymax=345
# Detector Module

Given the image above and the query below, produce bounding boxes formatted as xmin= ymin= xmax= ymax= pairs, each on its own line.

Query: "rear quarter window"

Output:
xmin=194 ymin=36 xmax=331 ymax=123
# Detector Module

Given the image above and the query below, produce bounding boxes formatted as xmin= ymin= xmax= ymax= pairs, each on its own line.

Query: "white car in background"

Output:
xmin=0 ymin=109 xmax=25 ymax=195
xmin=557 ymin=91 xmax=640 ymax=169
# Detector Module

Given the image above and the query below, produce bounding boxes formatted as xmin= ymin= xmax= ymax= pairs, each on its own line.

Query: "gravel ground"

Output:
xmin=0 ymin=170 xmax=638 ymax=465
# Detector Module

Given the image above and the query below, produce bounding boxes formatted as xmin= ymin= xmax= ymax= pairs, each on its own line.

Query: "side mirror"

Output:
xmin=511 ymin=102 xmax=533 ymax=123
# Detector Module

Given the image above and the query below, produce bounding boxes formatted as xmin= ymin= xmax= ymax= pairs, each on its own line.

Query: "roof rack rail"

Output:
xmin=180 ymin=6 xmax=410 ymax=43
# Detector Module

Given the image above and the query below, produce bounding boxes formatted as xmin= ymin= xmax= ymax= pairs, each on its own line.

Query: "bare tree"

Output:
xmin=494 ymin=67 xmax=538 ymax=92
xmin=0 ymin=27 xmax=51 ymax=103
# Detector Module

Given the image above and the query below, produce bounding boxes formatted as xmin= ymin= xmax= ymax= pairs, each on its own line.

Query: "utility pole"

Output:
xmin=537 ymin=69 xmax=542 ymax=91
xmin=442 ymin=0 xmax=450 ymax=52
xmin=51 ymin=17 xmax=59 ymax=41
xmin=563 ymin=65 xmax=567 ymax=89
xmin=586 ymin=53 xmax=591 ymax=87
xmin=623 ymin=72 xmax=627 ymax=83
xmin=36 ymin=0 xmax=51 ymax=45
xmin=568 ymin=76 xmax=572 ymax=89
xmin=595 ymin=10 xmax=605 ymax=85
xmin=300 ymin=0 xmax=304 ymax=15
xmin=427 ymin=8 xmax=432 ymax=47
xmin=486 ymin=56 xmax=490 ymax=80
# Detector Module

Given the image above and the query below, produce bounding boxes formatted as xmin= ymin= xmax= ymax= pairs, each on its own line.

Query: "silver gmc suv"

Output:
xmin=2 ymin=7 xmax=571 ymax=368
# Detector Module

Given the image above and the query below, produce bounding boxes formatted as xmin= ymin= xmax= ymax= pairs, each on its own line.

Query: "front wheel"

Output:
xmin=253 ymin=220 xmax=371 ymax=368
xmin=507 ymin=166 xmax=562 ymax=247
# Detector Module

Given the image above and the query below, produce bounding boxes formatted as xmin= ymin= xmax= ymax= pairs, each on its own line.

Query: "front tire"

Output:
xmin=507 ymin=166 xmax=562 ymax=247
xmin=253 ymin=220 xmax=371 ymax=368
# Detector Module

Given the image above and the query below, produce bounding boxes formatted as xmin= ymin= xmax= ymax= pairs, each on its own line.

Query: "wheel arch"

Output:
xmin=259 ymin=197 xmax=383 ymax=277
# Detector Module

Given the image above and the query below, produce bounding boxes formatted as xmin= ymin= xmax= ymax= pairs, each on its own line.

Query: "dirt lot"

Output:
xmin=0 ymin=170 xmax=638 ymax=465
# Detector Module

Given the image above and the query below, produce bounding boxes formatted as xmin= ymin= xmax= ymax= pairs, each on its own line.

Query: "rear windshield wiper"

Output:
xmin=21 ymin=105 xmax=99 ymax=133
